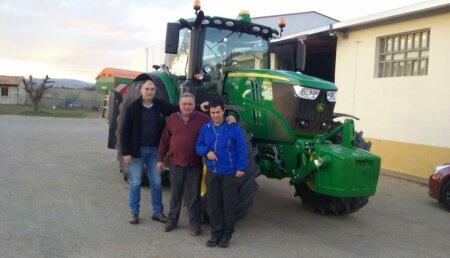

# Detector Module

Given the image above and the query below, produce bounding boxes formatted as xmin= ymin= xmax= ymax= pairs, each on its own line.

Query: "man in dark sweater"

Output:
xmin=121 ymin=80 xmax=177 ymax=225
xmin=156 ymin=92 xmax=209 ymax=236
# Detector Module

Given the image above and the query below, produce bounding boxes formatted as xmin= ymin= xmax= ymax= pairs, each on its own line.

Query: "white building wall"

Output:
xmin=0 ymin=87 xmax=20 ymax=104
xmin=334 ymin=12 xmax=450 ymax=148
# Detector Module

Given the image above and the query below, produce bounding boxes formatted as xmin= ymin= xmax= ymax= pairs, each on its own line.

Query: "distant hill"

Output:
xmin=35 ymin=78 xmax=95 ymax=90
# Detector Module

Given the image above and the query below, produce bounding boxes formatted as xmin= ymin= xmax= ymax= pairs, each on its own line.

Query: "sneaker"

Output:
xmin=151 ymin=213 xmax=168 ymax=223
xmin=190 ymin=226 xmax=201 ymax=236
xmin=206 ymin=235 xmax=221 ymax=247
xmin=129 ymin=213 xmax=139 ymax=224
xmin=164 ymin=221 xmax=177 ymax=232
xmin=218 ymin=235 xmax=231 ymax=248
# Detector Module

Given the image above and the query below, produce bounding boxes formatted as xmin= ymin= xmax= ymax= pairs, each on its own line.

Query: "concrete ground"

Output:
xmin=0 ymin=115 xmax=449 ymax=258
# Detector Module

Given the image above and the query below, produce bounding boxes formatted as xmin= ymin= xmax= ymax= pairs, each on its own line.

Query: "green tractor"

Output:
xmin=102 ymin=5 xmax=380 ymax=218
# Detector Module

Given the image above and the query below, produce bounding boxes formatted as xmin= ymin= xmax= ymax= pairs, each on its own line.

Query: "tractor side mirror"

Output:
xmin=165 ymin=23 xmax=180 ymax=54
xmin=296 ymin=42 xmax=306 ymax=72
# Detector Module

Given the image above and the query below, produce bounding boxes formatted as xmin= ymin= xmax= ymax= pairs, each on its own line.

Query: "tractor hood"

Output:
xmin=227 ymin=69 xmax=337 ymax=91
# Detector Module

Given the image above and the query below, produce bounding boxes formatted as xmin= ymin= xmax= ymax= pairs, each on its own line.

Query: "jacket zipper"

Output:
xmin=227 ymin=139 xmax=233 ymax=168
xmin=212 ymin=124 xmax=219 ymax=173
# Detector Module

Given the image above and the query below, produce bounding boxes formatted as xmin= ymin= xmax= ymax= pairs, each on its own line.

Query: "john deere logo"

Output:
xmin=317 ymin=103 xmax=325 ymax=112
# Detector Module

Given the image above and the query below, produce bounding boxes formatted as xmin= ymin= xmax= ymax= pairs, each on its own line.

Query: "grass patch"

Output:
xmin=0 ymin=105 xmax=92 ymax=118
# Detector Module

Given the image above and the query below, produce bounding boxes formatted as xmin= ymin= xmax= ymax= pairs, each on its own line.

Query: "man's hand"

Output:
xmin=235 ymin=170 xmax=245 ymax=178
xmin=156 ymin=162 xmax=164 ymax=173
xmin=225 ymin=115 xmax=236 ymax=125
xmin=207 ymin=151 xmax=218 ymax=161
xmin=200 ymin=101 xmax=209 ymax=112
xmin=123 ymin=155 xmax=132 ymax=165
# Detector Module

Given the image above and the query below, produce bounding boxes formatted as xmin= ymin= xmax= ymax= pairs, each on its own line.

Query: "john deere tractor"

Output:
xmin=100 ymin=3 xmax=380 ymax=219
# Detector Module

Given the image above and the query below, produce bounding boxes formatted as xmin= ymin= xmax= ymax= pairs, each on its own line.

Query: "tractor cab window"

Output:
xmin=165 ymin=28 xmax=190 ymax=76
xmin=202 ymin=27 xmax=270 ymax=83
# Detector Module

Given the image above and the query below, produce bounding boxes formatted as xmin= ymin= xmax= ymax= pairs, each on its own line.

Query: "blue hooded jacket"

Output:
xmin=196 ymin=120 xmax=247 ymax=174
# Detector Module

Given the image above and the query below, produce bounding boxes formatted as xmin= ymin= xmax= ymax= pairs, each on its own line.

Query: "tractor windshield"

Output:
xmin=203 ymin=27 xmax=270 ymax=78
xmin=202 ymin=27 xmax=269 ymax=98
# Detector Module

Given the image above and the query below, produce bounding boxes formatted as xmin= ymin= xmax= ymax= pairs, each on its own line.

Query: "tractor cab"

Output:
xmin=164 ymin=9 xmax=278 ymax=102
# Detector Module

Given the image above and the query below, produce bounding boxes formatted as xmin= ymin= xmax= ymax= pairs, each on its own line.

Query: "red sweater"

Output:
xmin=157 ymin=111 xmax=210 ymax=166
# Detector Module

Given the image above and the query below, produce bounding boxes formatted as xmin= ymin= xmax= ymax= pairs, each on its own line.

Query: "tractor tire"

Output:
xmin=294 ymin=121 xmax=372 ymax=215
xmin=119 ymin=154 xmax=129 ymax=181
xmin=201 ymin=126 xmax=259 ymax=222
xmin=441 ymin=180 xmax=450 ymax=211
xmin=115 ymin=79 xmax=170 ymax=184
xmin=115 ymin=81 xmax=143 ymax=182
xmin=294 ymin=182 xmax=368 ymax=215
xmin=107 ymin=91 xmax=122 ymax=149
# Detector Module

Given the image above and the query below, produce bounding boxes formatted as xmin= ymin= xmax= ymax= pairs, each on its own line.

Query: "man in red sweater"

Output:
xmin=156 ymin=92 xmax=209 ymax=236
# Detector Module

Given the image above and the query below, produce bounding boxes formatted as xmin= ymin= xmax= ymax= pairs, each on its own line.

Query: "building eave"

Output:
xmin=272 ymin=0 xmax=450 ymax=43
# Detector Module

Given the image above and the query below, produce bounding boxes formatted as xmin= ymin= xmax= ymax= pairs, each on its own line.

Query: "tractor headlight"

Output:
xmin=293 ymin=85 xmax=320 ymax=100
xmin=203 ymin=64 xmax=212 ymax=74
xmin=327 ymin=91 xmax=336 ymax=102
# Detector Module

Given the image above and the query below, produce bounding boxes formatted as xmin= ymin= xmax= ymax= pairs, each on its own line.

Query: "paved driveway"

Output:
xmin=0 ymin=115 xmax=449 ymax=258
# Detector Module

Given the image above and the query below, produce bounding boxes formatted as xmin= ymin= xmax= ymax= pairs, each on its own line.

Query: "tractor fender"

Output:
xmin=133 ymin=73 xmax=171 ymax=103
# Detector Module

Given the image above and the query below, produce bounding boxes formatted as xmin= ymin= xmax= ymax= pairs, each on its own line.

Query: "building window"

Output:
xmin=1 ymin=87 xmax=8 ymax=96
xmin=377 ymin=29 xmax=430 ymax=77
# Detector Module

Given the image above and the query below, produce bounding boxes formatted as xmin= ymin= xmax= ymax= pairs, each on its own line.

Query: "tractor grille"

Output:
xmin=295 ymin=91 xmax=335 ymax=134
xmin=273 ymin=83 xmax=335 ymax=135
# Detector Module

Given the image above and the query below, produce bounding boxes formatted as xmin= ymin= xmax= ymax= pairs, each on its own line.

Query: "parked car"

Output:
xmin=428 ymin=163 xmax=450 ymax=210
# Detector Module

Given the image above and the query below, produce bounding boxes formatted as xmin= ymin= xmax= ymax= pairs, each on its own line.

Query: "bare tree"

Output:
xmin=23 ymin=75 xmax=54 ymax=111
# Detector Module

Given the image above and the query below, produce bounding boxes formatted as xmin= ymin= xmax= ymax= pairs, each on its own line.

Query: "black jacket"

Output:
xmin=120 ymin=98 xmax=178 ymax=158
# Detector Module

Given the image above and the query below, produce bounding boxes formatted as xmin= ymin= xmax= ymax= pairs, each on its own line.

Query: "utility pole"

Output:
xmin=145 ymin=47 xmax=149 ymax=72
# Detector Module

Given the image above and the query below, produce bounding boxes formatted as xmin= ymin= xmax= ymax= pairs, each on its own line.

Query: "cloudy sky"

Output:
xmin=0 ymin=0 xmax=427 ymax=82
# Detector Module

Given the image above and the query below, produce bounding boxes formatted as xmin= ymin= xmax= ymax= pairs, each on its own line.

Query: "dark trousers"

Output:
xmin=168 ymin=165 xmax=202 ymax=227
xmin=206 ymin=170 xmax=238 ymax=238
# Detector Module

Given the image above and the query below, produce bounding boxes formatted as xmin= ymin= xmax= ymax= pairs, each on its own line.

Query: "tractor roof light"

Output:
xmin=252 ymin=26 xmax=261 ymax=32
xmin=327 ymin=91 xmax=336 ymax=102
xmin=293 ymin=85 xmax=320 ymax=100
xmin=278 ymin=17 xmax=286 ymax=37
xmin=237 ymin=10 xmax=251 ymax=23
xmin=225 ymin=21 xmax=234 ymax=27
xmin=213 ymin=19 xmax=222 ymax=25
xmin=193 ymin=0 xmax=201 ymax=14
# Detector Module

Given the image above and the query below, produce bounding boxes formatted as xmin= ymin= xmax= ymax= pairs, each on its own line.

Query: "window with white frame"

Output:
xmin=377 ymin=29 xmax=430 ymax=77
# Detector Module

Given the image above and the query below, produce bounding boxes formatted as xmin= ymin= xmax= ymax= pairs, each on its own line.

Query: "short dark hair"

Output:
xmin=209 ymin=97 xmax=224 ymax=111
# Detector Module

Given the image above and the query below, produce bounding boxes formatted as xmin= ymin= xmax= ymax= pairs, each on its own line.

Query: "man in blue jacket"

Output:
xmin=196 ymin=97 xmax=247 ymax=248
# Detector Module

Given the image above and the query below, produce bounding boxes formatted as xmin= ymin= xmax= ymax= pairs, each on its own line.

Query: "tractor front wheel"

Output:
xmin=294 ymin=182 xmax=368 ymax=215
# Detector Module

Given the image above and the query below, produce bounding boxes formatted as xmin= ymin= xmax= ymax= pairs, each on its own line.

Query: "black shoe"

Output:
xmin=164 ymin=221 xmax=177 ymax=232
xmin=218 ymin=236 xmax=231 ymax=248
xmin=190 ymin=226 xmax=201 ymax=236
xmin=151 ymin=213 xmax=168 ymax=223
xmin=206 ymin=236 xmax=221 ymax=247
xmin=129 ymin=213 xmax=139 ymax=224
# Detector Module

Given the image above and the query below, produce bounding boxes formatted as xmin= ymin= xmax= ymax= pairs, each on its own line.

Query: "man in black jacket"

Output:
xmin=121 ymin=80 xmax=177 ymax=225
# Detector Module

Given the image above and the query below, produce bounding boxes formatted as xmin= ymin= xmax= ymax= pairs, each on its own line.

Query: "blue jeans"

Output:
xmin=128 ymin=146 xmax=163 ymax=215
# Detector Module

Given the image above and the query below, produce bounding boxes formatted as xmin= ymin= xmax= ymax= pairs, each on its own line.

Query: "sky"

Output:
xmin=0 ymin=0 xmax=429 ymax=83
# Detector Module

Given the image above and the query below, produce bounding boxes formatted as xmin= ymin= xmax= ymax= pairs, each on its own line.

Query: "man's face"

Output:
xmin=140 ymin=80 xmax=156 ymax=102
xmin=179 ymin=96 xmax=195 ymax=117
xmin=209 ymin=106 xmax=224 ymax=125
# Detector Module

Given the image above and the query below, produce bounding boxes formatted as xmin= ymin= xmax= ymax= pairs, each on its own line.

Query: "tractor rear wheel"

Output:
xmin=294 ymin=121 xmax=372 ymax=215
xmin=201 ymin=126 xmax=259 ymax=222
xmin=115 ymin=79 xmax=169 ymax=184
